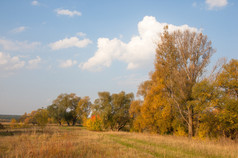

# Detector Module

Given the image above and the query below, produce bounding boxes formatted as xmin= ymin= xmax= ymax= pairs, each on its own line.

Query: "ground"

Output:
xmin=0 ymin=125 xmax=237 ymax=158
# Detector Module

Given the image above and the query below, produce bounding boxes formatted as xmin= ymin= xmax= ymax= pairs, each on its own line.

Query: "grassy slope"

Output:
xmin=0 ymin=126 xmax=237 ymax=158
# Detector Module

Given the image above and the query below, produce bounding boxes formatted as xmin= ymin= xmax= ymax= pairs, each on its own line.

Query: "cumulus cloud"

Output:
xmin=80 ymin=16 xmax=198 ymax=71
xmin=55 ymin=9 xmax=81 ymax=17
xmin=27 ymin=56 xmax=41 ymax=69
xmin=49 ymin=37 xmax=92 ymax=50
xmin=0 ymin=38 xmax=40 ymax=51
xmin=11 ymin=26 xmax=27 ymax=33
xmin=0 ymin=52 xmax=25 ymax=71
xmin=59 ymin=59 xmax=77 ymax=68
xmin=31 ymin=0 xmax=39 ymax=6
xmin=206 ymin=0 xmax=228 ymax=9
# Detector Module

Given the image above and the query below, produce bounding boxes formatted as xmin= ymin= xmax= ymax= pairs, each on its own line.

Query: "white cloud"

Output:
xmin=11 ymin=26 xmax=27 ymax=33
xmin=206 ymin=0 xmax=228 ymax=9
xmin=0 ymin=52 xmax=25 ymax=71
xmin=31 ymin=1 xmax=39 ymax=6
xmin=49 ymin=37 xmax=92 ymax=50
xmin=80 ymin=16 xmax=198 ymax=71
xmin=59 ymin=59 xmax=77 ymax=68
xmin=27 ymin=56 xmax=41 ymax=69
xmin=0 ymin=38 xmax=40 ymax=52
xmin=55 ymin=9 xmax=81 ymax=17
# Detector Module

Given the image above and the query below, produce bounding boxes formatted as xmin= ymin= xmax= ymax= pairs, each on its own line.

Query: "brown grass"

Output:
xmin=0 ymin=125 xmax=237 ymax=158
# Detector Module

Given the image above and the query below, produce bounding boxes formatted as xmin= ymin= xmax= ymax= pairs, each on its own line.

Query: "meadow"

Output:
xmin=0 ymin=124 xmax=237 ymax=158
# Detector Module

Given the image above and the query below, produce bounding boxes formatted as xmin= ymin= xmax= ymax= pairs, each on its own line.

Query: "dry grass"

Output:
xmin=0 ymin=125 xmax=237 ymax=158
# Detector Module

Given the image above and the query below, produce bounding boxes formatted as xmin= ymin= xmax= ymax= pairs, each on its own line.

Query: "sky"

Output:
xmin=0 ymin=0 xmax=237 ymax=115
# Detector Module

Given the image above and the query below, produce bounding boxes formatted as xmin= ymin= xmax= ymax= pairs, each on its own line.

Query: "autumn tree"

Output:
xmin=191 ymin=79 xmax=221 ymax=138
xmin=129 ymin=100 xmax=145 ymax=132
xmin=137 ymin=80 xmax=152 ymax=99
xmin=216 ymin=59 xmax=238 ymax=98
xmin=141 ymin=75 xmax=173 ymax=134
xmin=140 ymin=27 xmax=215 ymax=137
xmin=24 ymin=111 xmax=37 ymax=125
xmin=215 ymin=59 xmax=238 ymax=139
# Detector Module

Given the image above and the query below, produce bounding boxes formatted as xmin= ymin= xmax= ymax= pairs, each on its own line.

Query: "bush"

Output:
xmin=86 ymin=115 xmax=103 ymax=131
xmin=10 ymin=119 xmax=17 ymax=128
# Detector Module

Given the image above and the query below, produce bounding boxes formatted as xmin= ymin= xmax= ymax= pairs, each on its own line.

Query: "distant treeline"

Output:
xmin=0 ymin=115 xmax=22 ymax=122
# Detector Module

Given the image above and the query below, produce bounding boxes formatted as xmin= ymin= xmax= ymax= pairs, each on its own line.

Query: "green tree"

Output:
xmin=111 ymin=91 xmax=134 ymax=131
xmin=76 ymin=96 xmax=91 ymax=124
xmin=93 ymin=92 xmax=113 ymax=129
xmin=51 ymin=93 xmax=81 ymax=126
xmin=93 ymin=91 xmax=134 ymax=131
xmin=47 ymin=104 xmax=65 ymax=125
xmin=34 ymin=109 xmax=49 ymax=128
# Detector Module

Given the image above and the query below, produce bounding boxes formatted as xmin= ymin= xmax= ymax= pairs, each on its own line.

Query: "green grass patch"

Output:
xmin=107 ymin=134 xmax=225 ymax=158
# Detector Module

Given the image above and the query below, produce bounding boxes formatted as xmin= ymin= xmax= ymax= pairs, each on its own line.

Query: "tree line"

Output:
xmin=18 ymin=27 xmax=237 ymax=139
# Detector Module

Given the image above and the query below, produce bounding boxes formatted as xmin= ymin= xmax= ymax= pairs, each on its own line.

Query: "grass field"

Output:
xmin=0 ymin=125 xmax=237 ymax=158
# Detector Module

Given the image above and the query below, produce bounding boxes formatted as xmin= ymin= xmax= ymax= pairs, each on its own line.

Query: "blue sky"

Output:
xmin=0 ymin=0 xmax=237 ymax=115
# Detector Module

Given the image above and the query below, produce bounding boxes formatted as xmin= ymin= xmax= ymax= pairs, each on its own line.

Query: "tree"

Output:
xmin=141 ymin=77 xmax=173 ymax=134
xmin=34 ymin=109 xmax=49 ymax=128
xmin=47 ymin=104 xmax=65 ymax=125
xmin=215 ymin=59 xmax=238 ymax=139
xmin=216 ymin=59 xmax=238 ymax=98
xmin=76 ymin=96 xmax=91 ymax=125
xmin=51 ymin=93 xmax=81 ymax=126
xmin=140 ymin=27 xmax=215 ymax=137
xmin=129 ymin=100 xmax=144 ymax=132
xmin=92 ymin=91 xmax=134 ymax=131
xmin=92 ymin=92 xmax=112 ymax=129
xmin=191 ymin=79 xmax=221 ymax=138
xmin=137 ymin=80 xmax=152 ymax=98
xmin=111 ymin=91 xmax=134 ymax=131
xmin=24 ymin=111 xmax=37 ymax=125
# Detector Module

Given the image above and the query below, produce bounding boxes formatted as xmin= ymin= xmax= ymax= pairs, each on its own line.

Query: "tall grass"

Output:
xmin=0 ymin=125 xmax=237 ymax=158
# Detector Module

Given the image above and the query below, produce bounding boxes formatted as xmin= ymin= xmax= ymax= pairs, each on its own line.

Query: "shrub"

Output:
xmin=86 ymin=115 xmax=103 ymax=131
xmin=10 ymin=119 xmax=17 ymax=128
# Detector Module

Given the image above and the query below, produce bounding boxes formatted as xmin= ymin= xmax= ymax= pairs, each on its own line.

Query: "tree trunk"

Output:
xmin=67 ymin=121 xmax=70 ymax=126
xmin=72 ymin=119 xmax=76 ymax=126
xmin=188 ymin=106 xmax=193 ymax=138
